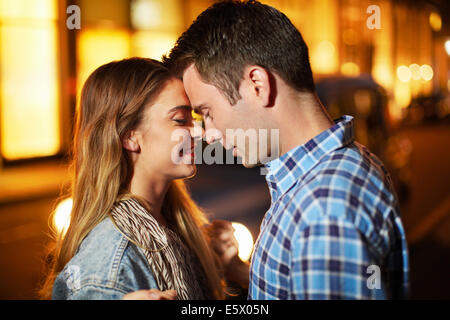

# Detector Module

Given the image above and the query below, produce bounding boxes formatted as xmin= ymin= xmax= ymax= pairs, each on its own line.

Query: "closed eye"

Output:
xmin=173 ymin=119 xmax=187 ymax=124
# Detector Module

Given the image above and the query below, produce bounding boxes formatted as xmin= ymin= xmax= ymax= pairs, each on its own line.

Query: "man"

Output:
xmin=162 ymin=0 xmax=409 ymax=299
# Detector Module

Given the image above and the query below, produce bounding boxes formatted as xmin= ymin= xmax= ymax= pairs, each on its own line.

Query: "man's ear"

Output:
xmin=122 ymin=131 xmax=140 ymax=152
xmin=243 ymin=66 xmax=272 ymax=108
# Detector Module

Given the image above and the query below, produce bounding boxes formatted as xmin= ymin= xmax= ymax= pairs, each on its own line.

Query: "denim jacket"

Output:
xmin=52 ymin=217 xmax=158 ymax=300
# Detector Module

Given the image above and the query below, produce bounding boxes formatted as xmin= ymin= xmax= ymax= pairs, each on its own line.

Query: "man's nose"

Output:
xmin=203 ymin=122 xmax=223 ymax=145
xmin=189 ymin=120 xmax=205 ymax=141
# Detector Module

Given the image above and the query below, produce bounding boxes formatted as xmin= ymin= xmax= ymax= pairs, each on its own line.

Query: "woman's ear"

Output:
xmin=122 ymin=131 xmax=140 ymax=152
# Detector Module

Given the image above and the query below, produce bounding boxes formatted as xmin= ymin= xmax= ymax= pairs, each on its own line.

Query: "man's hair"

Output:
xmin=163 ymin=0 xmax=315 ymax=105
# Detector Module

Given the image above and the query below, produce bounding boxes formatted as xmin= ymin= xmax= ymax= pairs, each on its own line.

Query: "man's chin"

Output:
xmin=241 ymin=158 xmax=262 ymax=169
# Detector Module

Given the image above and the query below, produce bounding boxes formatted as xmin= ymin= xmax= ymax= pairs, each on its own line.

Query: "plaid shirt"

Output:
xmin=249 ymin=115 xmax=409 ymax=300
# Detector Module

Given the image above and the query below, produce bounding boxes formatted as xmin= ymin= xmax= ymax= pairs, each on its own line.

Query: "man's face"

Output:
xmin=183 ymin=64 xmax=269 ymax=167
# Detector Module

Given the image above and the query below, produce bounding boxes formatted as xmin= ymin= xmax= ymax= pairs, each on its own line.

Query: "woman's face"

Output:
xmin=130 ymin=78 xmax=198 ymax=181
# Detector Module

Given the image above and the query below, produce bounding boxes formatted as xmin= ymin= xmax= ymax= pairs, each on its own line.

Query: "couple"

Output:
xmin=41 ymin=1 xmax=409 ymax=300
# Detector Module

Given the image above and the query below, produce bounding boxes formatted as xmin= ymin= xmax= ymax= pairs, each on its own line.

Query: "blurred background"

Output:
xmin=0 ymin=0 xmax=449 ymax=299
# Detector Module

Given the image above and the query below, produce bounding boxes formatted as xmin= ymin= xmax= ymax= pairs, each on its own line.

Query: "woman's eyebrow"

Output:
xmin=168 ymin=105 xmax=192 ymax=114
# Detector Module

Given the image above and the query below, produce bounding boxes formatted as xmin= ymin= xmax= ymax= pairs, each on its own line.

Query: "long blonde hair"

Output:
xmin=40 ymin=58 xmax=224 ymax=299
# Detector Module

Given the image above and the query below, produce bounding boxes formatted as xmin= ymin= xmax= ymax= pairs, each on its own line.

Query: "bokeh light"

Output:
xmin=231 ymin=222 xmax=254 ymax=262
xmin=445 ymin=40 xmax=450 ymax=56
xmin=409 ymin=64 xmax=421 ymax=81
xmin=420 ymin=64 xmax=434 ymax=81
xmin=53 ymin=198 xmax=73 ymax=235
xmin=397 ymin=65 xmax=412 ymax=82
xmin=311 ymin=40 xmax=338 ymax=74
xmin=341 ymin=62 xmax=360 ymax=76
xmin=429 ymin=12 xmax=442 ymax=32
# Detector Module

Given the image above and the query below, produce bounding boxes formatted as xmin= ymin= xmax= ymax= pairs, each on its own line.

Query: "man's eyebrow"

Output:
xmin=168 ymin=105 xmax=192 ymax=114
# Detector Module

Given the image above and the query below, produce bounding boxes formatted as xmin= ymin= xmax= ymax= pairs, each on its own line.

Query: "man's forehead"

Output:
xmin=182 ymin=63 xmax=201 ymax=83
xmin=182 ymin=64 xmax=226 ymax=110
xmin=182 ymin=65 xmax=208 ymax=103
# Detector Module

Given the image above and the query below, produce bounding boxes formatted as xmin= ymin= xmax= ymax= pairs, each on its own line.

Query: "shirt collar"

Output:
xmin=264 ymin=115 xmax=355 ymax=202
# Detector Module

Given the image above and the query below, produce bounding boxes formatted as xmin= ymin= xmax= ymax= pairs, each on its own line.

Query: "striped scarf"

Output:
xmin=109 ymin=198 xmax=209 ymax=300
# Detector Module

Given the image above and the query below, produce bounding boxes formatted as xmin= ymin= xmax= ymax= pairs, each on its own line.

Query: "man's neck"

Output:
xmin=274 ymin=91 xmax=334 ymax=157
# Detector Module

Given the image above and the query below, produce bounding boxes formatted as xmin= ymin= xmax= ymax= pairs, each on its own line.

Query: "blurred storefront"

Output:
xmin=1 ymin=0 xmax=448 ymax=165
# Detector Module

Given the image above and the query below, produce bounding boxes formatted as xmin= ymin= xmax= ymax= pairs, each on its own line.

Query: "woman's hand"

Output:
xmin=206 ymin=220 xmax=249 ymax=289
xmin=123 ymin=289 xmax=177 ymax=300
xmin=207 ymin=220 xmax=239 ymax=268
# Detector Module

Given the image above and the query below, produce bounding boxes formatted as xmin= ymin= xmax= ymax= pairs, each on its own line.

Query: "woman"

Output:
xmin=40 ymin=58 xmax=225 ymax=300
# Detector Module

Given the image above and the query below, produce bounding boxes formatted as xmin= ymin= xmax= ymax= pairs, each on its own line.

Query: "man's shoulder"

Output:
xmin=313 ymin=142 xmax=386 ymax=178
xmin=300 ymin=142 xmax=395 ymax=200
xmin=282 ymin=142 xmax=401 ymax=242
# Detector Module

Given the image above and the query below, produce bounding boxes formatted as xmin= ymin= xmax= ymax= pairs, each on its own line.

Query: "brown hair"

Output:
xmin=163 ymin=0 xmax=315 ymax=105
xmin=40 ymin=58 xmax=224 ymax=299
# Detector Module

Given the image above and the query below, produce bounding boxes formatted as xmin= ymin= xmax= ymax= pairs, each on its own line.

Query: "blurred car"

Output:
xmin=404 ymin=92 xmax=450 ymax=125
xmin=316 ymin=75 xmax=412 ymax=204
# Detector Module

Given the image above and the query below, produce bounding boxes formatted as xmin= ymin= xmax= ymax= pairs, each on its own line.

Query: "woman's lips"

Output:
xmin=179 ymin=145 xmax=195 ymax=159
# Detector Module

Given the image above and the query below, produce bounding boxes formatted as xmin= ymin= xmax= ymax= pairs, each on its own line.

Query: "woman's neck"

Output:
xmin=128 ymin=173 xmax=171 ymax=227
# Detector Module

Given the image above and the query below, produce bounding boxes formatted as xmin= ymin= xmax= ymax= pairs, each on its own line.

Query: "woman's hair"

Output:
xmin=40 ymin=57 xmax=224 ymax=299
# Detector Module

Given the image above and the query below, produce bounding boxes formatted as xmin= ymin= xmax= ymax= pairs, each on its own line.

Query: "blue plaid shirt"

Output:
xmin=249 ymin=115 xmax=409 ymax=300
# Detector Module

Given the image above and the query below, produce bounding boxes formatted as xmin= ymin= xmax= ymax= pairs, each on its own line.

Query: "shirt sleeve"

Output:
xmin=290 ymin=215 xmax=384 ymax=299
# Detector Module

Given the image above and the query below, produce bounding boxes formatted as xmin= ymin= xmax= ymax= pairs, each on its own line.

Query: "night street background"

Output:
xmin=0 ymin=0 xmax=449 ymax=300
